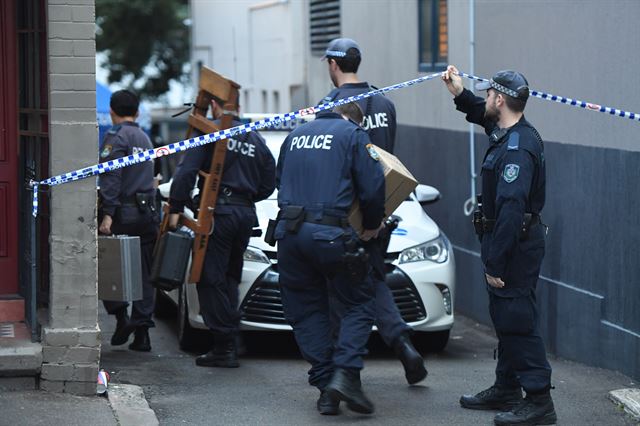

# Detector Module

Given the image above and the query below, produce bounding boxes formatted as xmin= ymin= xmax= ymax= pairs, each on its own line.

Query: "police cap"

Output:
xmin=110 ymin=89 xmax=139 ymax=117
xmin=476 ymin=70 xmax=530 ymax=101
xmin=322 ymin=38 xmax=361 ymax=60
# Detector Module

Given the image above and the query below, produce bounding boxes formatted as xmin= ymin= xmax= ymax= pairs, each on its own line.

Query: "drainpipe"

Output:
xmin=463 ymin=0 xmax=477 ymax=216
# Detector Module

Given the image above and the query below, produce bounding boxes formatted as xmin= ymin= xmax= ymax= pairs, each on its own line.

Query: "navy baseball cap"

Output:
xmin=476 ymin=70 xmax=530 ymax=100
xmin=322 ymin=38 xmax=361 ymax=60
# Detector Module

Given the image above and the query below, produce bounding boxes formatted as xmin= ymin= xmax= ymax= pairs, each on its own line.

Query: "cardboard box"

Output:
xmin=348 ymin=145 xmax=418 ymax=234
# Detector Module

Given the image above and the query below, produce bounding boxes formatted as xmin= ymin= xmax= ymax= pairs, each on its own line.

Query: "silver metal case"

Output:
xmin=98 ymin=235 xmax=143 ymax=301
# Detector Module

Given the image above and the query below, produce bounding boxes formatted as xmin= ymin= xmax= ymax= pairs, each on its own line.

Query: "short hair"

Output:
xmin=331 ymin=48 xmax=361 ymax=73
xmin=503 ymin=94 xmax=527 ymax=113
xmin=333 ymin=102 xmax=364 ymax=124
xmin=110 ymin=90 xmax=139 ymax=117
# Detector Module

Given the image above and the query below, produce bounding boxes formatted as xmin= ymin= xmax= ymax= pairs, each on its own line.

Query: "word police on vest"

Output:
xmin=290 ymin=134 xmax=333 ymax=151
xmin=227 ymin=137 xmax=256 ymax=157
xmin=362 ymin=112 xmax=388 ymax=130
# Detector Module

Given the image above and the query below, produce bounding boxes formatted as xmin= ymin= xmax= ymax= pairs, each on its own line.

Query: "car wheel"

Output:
xmin=178 ymin=284 xmax=211 ymax=352
xmin=154 ymin=288 xmax=176 ymax=319
xmin=416 ymin=330 xmax=450 ymax=353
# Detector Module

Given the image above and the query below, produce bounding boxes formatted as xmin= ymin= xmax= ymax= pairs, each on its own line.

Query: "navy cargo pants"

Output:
xmin=485 ymin=224 xmax=552 ymax=394
xmin=197 ymin=206 xmax=256 ymax=342
xmin=277 ymin=222 xmax=376 ymax=390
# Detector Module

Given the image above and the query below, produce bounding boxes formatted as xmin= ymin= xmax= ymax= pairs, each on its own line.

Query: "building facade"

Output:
xmin=0 ymin=0 xmax=100 ymax=394
xmin=192 ymin=0 xmax=640 ymax=380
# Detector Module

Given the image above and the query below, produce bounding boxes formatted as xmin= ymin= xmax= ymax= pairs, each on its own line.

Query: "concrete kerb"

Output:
xmin=107 ymin=383 xmax=159 ymax=426
xmin=609 ymin=388 xmax=640 ymax=421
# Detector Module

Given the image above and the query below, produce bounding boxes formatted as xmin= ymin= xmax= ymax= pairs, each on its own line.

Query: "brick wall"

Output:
xmin=43 ymin=0 xmax=100 ymax=395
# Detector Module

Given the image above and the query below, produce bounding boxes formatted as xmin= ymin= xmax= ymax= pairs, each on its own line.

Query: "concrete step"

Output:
xmin=0 ymin=296 xmax=25 ymax=322
xmin=0 ymin=322 xmax=42 ymax=377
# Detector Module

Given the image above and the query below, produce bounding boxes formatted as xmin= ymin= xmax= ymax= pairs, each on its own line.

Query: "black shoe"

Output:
xmin=325 ymin=368 xmax=374 ymax=414
xmin=317 ymin=390 xmax=340 ymax=415
xmin=128 ymin=327 xmax=151 ymax=352
xmin=110 ymin=310 xmax=134 ymax=346
xmin=393 ymin=332 xmax=428 ymax=384
xmin=196 ymin=341 xmax=239 ymax=368
xmin=460 ymin=385 xmax=523 ymax=411
xmin=494 ymin=392 xmax=557 ymax=425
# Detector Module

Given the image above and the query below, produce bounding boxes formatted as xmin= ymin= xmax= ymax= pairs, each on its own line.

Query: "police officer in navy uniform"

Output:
xmin=320 ymin=38 xmax=427 ymax=385
xmin=99 ymin=90 xmax=159 ymax=352
xmin=275 ymin=102 xmax=385 ymax=415
xmin=168 ymin=97 xmax=276 ymax=368
xmin=443 ymin=65 xmax=556 ymax=425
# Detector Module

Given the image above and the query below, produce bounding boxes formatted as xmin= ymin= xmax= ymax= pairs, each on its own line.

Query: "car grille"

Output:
xmin=240 ymin=264 xmax=427 ymax=325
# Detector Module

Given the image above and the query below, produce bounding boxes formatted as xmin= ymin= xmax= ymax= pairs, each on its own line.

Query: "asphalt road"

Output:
xmin=99 ymin=309 xmax=637 ymax=425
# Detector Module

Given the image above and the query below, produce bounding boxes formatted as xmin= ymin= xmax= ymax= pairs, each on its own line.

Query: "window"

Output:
xmin=261 ymin=90 xmax=268 ymax=113
xmin=309 ymin=0 xmax=340 ymax=57
xmin=273 ymin=91 xmax=280 ymax=113
xmin=419 ymin=0 xmax=448 ymax=72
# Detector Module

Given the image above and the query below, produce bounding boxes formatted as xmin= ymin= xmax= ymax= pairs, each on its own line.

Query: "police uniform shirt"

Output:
xmin=169 ymin=119 xmax=276 ymax=214
xmin=454 ymin=88 xmax=546 ymax=281
xmin=319 ymin=82 xmax=397 ymax=154
xmin=276 ymin=112 xmax=385 ymax=230
xmin=99 ymin=121 xmax=155 ymax=218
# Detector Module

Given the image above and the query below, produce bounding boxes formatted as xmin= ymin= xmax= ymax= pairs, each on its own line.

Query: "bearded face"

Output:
xmin=484 ymin=89 xmax=501 ymax=123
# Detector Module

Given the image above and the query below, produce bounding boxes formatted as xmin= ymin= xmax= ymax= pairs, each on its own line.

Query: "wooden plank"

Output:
xmin=187 ymin=114 xmax=220 ymax=135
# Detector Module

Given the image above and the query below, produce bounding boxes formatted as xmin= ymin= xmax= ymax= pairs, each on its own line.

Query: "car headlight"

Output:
xmin=399 ymin=234 xmax=449 ymax=264
xmin=243 ymin=246 xmax=270 ymax=264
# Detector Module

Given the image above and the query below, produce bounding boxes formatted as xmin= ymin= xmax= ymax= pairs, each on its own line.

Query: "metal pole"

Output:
xmin=464 ymin=0 xmax=477 ymax=216
xmin=29 ymin=187 xmax=38 ymax=341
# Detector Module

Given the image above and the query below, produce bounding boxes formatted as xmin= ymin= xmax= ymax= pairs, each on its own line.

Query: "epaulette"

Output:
xmin=107 ymin=124 xmax=122 ymax=135
xmin=507 ymin=132 xmax=520 ymax=150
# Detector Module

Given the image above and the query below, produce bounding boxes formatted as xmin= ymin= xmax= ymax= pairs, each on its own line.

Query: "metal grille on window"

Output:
xmin=419 ymin=0 xmax=448 ymax=72
xmin=309 ymin=0 xmax=340 ymax=56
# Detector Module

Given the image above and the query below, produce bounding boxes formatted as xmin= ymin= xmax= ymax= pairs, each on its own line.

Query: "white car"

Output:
xmin=156 ymin=125 xmax=455 ymax=352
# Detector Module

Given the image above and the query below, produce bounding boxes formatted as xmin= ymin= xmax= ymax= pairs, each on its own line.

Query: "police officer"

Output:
xmin=168 ymin=98 xmax=276 ymax=368
xmin=99 ymin=90 xmax=159 ymax=352
xmin=443 ymin=65 xmax=556 ymax=425
xmin=275 ymin=102 xmax=385 ymax=415
xmin=321 ymin=38 xmax=427 ymax=385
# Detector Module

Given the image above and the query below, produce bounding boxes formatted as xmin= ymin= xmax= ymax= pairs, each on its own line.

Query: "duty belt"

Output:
xmin=303 ymin=212 xmax=349 ymax=228
xmin=217 ymin=194 xmax=253 ymax=207
xmin=473 ymin=212 xmax=541 ymax=236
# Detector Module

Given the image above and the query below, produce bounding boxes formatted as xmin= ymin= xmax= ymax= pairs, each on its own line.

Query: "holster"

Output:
xmin=282 ymin=205 xmax=305 ymax=234
xmin=264 ymin=212 xmax=281 ymax=247
xmin=341 ymin=238 xmax=369 ymax=282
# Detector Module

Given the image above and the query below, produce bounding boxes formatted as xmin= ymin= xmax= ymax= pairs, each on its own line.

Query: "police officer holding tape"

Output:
xmin=443 ymin=65 xmax=556 ymax=425
xmin=320 ymin=38 xmax=427 ymax=385
xmin=168 ymin=97 xmax=276 ymax=368
xmin=99 ymin=90 xmax=159 ymax=352
xmin=274 ymin=102 xmax=385 ymax=415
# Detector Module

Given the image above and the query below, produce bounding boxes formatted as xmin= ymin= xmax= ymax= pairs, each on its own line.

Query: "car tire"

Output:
xmin=178 ymin=284 xmax=211 ymax=352
xmin=416 ymin=330 xmax=450 ymax=353
xmin=154 ymin=288 xmax=176 ymax=319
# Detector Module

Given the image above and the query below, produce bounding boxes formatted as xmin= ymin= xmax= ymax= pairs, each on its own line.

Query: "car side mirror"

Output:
xmin=415 ymin=184 xmax=441 ymax=204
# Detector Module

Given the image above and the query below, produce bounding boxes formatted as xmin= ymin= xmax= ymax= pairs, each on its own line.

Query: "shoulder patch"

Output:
xmin=366 ymin=144 xmax=380 ymax=161
xmin=507 ymin=132 xmax=520 ymax=150
xmin=100 ymin=144 xmax=113 ymax=159
xmin=503 ymin=164 xmax=520 ymax=183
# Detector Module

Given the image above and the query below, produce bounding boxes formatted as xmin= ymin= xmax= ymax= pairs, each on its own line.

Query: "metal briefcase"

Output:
xmin=150 ymin=229 xmax=192 ymax=291
xmin=98 ymin=235 xmax=143 ymax=302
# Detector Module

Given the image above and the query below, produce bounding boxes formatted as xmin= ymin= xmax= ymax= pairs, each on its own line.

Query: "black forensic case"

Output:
xmin=150 ymin=230 xmax=193 ymax=291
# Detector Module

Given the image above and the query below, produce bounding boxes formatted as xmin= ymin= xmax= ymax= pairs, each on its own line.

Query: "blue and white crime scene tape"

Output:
xmin=30 ymin=71 xmax=640 ymax=217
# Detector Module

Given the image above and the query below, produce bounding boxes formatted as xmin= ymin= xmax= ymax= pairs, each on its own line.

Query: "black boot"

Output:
xmin=494 ymin=391 xmax=557 ymax=425
xmin=317 ymin=390 xmax=340 ymax=415
xmin=111 ymin=309 xmax=134 ymax=346
xmin=460 ymin=385 xmax=523 ymax=411
xmin=393 ymin=332 xmax=428 ymax=384
xmin=325 ymin=368 xmax=374 ymax=414
xmin=196 ymin=339 xmax=239 ymax=368
xmin=128 ymin=327 xmax=151 ymax=352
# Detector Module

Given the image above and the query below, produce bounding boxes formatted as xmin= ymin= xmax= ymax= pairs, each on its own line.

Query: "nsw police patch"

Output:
xmin=503 ymin=164 xmax=520 ymax=183
xmin=366 ymin=144 xmax=380 ymax=161
xmin=100 ymin=144 xmax=113 ymax=159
